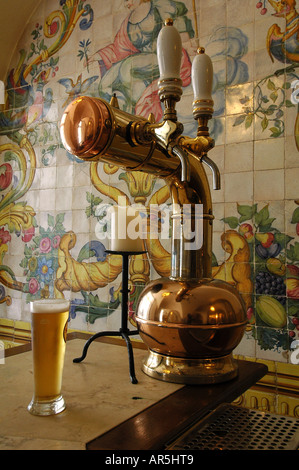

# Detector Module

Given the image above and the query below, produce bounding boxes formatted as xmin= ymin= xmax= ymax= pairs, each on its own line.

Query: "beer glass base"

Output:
xmin=27 ymin=395 xmax=66 ymax=416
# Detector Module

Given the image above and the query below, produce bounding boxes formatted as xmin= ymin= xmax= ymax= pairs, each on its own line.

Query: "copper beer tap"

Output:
xmin=60 ymin=20 xmax=247 ymax=384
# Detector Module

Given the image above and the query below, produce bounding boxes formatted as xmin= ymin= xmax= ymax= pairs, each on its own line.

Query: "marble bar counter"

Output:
xmin=0 ymin=333 xmax=268 ymax=450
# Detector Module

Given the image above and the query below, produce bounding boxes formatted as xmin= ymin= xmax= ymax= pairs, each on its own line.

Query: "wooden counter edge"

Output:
xmin=86 ymin=360 xmax=268 ymax=451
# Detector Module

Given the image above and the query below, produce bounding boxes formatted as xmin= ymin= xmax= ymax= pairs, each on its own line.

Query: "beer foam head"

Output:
xmin=30 ymin=299 xmax=70 ymax=314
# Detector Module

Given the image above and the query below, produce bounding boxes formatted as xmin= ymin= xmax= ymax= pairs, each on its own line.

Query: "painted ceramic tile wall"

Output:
xmin=0 ymin=0 xmax=298 ymax=366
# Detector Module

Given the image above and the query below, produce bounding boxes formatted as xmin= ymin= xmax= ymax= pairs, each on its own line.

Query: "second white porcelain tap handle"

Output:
xmin=192 ymin=47 xmax=214 ymax=119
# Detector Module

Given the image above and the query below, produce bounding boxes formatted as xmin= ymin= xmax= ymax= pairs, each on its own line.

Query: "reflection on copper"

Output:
xmin=136 ymin=277 xmax=247 ymax=366
xmin=60 ymin=96 xmax=112 ymax=158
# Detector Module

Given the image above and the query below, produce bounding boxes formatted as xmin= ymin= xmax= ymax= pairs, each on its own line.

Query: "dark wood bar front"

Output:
xmin=86 ymin=359 xmax=268 ymax=450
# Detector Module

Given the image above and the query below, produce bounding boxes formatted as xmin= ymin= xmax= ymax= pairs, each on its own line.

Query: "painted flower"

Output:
xmin=39 ymin=237 xmax=52 ymax=253
xmin=22 ymin=226 xmax=35 ymax=243
xmin=0 ymin=227 xmax=11 ymax=245
xmin=29 ymin=278 xmax=39 ymax=294
xmin=48 ymin=20 xmax=58 ymax=36
xmin=38 ymin=256 xmax=54 ymax=282
xmin=52 ymin=235 xmax=61 ymax=249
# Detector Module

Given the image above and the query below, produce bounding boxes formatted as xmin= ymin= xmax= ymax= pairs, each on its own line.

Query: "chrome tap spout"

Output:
xmin=201 ymin=153 xmax=221 ymax=190
xmin=169 ymin=144 xmax=190 ymax=183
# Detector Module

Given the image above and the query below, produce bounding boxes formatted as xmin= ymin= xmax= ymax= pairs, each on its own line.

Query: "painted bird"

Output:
xmin=58 ymin=73 xmax=98 ymax=107
xmin=266 ymin=0 xmax=299 ymax=63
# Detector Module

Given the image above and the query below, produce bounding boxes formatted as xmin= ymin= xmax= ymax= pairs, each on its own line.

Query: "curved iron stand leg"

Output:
xmin=121 ymin=331 xmax=138 ymax=384
xmin=73 ymin=251 xmax=145 ymax=384
xmin=73 ymin=331 xmax=120 ymax=363
xmin=73 ymin=329 xmax=139 ymax=384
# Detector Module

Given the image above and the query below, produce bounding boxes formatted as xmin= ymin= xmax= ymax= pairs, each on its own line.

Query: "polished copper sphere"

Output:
xmin=60 ymin=96 xmax=112 ymax=159
xmin=136 ymin=277 xmax=247 ymax=359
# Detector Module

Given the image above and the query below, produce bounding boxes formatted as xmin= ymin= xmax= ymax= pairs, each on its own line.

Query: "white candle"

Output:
xmin=110 ymin=205 xmax=145 ymax=252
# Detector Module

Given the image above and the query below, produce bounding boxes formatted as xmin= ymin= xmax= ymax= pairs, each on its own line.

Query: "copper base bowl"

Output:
xmin=135 ymin=277 xmax=247 ymax=384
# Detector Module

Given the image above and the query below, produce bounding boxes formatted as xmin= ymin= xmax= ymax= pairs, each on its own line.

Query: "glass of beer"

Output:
xmin=27 ymin=299 xmax=70 ymax=416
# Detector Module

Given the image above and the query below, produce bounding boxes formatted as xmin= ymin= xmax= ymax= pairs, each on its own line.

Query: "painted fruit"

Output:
xmin=266 ymin=258 xmax=286 ymax=276
xmin=256 ymin=232 xmax=274 ymax=248
xmin=256 ymin=295 xmax=287 ymax=328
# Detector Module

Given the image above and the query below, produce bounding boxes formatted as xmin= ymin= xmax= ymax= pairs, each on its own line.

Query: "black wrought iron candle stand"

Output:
xmin=73 ymin=250 xmax=147 ymax=384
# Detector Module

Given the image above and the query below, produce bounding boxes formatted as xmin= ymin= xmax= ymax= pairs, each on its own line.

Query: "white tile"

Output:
xmin=227 ymin=0 xmax=255 ymax=27
xmin=200 ymin=1 xmax=226 ymax=38
xmin=57 ymin=164 xmax=74 ymax=188
xmin=224 ymin=171 xmax=253 ymax=202
xmin=72 ymin=209 xmax=90 ymax=234
xmin=39 ymin=189 xmax=55 ymax=211
xmin=225 ymin=141 xmax=254 ymax=173
xmin=285 ymin=136 xmax=299 ymax=168
xmin=254 ymin=138 xmax=284 ymax=170
xmin=56 ymin=187 xmax=73 ymax=212
xmin=285 ymin=168 xmax=299 ymax=200
xmin=254 ymin=169 xmax=284 ymax=201
xmin=234 ymin=330 xmax=256 ymax=357
xmin=40 ymin=166 xmax=57 ymax=189
xmin=72 ymin=186 xmax=90 ymax=210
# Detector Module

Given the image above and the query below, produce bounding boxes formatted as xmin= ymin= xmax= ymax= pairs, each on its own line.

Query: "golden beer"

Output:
xmin=28 ymin=299 xmax=69 ymax=416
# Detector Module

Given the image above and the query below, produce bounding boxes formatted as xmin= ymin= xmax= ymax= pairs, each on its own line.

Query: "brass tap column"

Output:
xmin=168 ymin=151 xmax=214 ymax=281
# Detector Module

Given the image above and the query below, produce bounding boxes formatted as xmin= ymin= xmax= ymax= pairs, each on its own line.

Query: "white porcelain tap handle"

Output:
xmin=192 ymin=47 xmax=214 ymax=118
xmin=157 ymin=18 xmax=182 ymax=80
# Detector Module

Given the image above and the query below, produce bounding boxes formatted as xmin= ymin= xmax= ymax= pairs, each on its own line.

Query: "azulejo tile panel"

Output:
xmin=0 ymin=0 xmax=298 ymax=369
